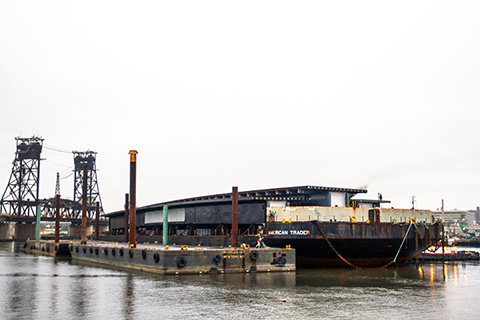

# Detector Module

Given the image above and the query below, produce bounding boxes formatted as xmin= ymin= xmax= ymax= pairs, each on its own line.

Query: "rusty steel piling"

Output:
xmin=129 ymin=151 xmax=138 ymax=248
xmin=80 ymin=165 xmax=88 ymax=244
xmin=35 ymin=205 xmax=41 ymax=241
xmin=163 ymin=205 xmax=168 ymax=245
xmin=231 ymin=186 xmax=239 ymax=248
xmin=95 ymin=201 xmax=100 ymax=241
xmin=55 ymin=194 xmax=60 ymax=243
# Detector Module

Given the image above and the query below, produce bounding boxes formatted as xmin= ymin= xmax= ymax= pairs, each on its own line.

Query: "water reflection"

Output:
xmin=415 ymin=260 xmax=480 ymax=284
xmin=174 ymin=271 xmax=297 ymax=288
xmin=296 ymin=266 xmax=424 ymax=288
xmin=1 ymin=242 xmax=480 ymax=320
xmin=123 ymin=275 xmax=135 ymax=320
xmin=6 ymin=271 xmax=24 ymax=316
xmin=72 ymin=271 xmax=88 ymax=317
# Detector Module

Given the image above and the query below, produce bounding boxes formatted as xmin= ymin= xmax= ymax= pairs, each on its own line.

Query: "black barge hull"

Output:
xmin=264 ymin=221 xmax=442 ymax=268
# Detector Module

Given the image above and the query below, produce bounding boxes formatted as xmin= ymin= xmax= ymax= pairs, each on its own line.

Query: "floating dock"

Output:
xmin=24 ymin=240 xmax=295 ymax=275
xmin=24 ymin=239 xmax=71 ymax=258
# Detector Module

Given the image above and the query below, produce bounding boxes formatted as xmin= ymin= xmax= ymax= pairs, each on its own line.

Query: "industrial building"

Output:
xmin=432 ymin=209 xmax=476 ymax=226
xmin=106 ymin=185 xmax=370 ymax=237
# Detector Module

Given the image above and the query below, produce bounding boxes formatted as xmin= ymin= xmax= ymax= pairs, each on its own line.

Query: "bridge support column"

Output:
xmin=0 ymin=222 xmax=14 ymax=240
xmin=14 ymin=223 xmax=36 ymax=240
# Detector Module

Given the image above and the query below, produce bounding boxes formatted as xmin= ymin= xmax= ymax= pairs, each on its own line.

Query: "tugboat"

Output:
xmin=420 ymin=243 xmax=480 ymax=261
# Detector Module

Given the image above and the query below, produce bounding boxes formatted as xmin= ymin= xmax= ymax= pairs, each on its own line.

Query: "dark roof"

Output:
xmin=106 ymin=185 xmax=367 ymax=217
xmin=161 ymin=185 xmax=365 ymax=204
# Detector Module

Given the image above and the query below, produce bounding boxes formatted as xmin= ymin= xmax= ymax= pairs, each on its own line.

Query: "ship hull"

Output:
xmin=264 ymin=221 xmax=442 ymax=268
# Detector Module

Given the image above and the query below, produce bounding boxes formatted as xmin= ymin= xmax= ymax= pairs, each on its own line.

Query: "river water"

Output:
xmin=1 ymin=242 xmax=479 ymax=319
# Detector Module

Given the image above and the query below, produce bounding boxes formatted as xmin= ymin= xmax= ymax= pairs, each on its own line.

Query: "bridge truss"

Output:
xmin=0 ymin=137 xmax=105 ymax=222
xmin=72 ymin=151 xmax=104 ymax=219
xmin=0 ymin=136 xmax=44 ymax=216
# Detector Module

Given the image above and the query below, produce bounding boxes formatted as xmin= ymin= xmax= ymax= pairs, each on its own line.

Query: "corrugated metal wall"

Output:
xmin=185 ymin=203 xmax=265 ymax=224
xmin=110 ymin=203 xmax=266 ymax=230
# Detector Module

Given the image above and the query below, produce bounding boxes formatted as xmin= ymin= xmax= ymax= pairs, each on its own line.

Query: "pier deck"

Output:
xmin=24 ymin=239 xmax=71 ymax=258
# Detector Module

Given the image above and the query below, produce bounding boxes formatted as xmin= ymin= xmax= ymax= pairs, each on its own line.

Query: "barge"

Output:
xmin=68 ymin=243 xmax=294 ymax=275
xmin=23 ymin=239 xmax=71 ymax=258
xmin=105 ymin=185 xmax=442 ymax=268
xmin=24 ymin=239 xmax=295 ymax=275
xmin=264 ymin=220 xmax=441 ymax=268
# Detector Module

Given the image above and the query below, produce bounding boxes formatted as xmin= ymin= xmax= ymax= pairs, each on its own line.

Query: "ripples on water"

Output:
xmin=1 ymin=242 xmax=479 ymax=319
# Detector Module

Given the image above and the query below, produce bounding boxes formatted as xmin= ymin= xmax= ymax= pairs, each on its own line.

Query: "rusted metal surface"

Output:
xmin=231 ymin=186 xmax=238 ymax=248
xmin=80 ymin=165 xmax=88 ymax=245
xmin=129 ymin=151 xmax=138 ymax=248
xmin=54 ymin=194 xmax=61 ymax=243
xmin=95 ymin=201 xmax=100 ymax=241
xmin=265 ymin=221 xmax=442 ymax=268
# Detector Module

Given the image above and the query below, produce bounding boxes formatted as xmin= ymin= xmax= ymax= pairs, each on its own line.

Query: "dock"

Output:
xmin=24 ymin=240 xmax=295 ymax=275
xmin=23 ymin=239 xmax=71 ymax=258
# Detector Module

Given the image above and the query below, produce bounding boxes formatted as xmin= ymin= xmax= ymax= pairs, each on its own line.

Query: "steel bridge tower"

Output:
xmin=0 ymin=136 xmax=44 ymax=216
xmin=72 ymin=151 xmax=104 ymax=219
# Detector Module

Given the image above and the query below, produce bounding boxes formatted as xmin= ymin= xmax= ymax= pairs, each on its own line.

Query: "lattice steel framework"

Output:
xmin=39 ymin=197 xmax=81 ymax=219
xmin=72 ymin=151 xmax=104 ymax=219
xmin=0 ymin=136 xmax=44 ymax=216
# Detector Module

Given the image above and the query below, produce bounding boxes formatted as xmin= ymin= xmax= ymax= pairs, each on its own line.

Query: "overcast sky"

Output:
xmin=1 ymin=1 xmax=479 ymax=213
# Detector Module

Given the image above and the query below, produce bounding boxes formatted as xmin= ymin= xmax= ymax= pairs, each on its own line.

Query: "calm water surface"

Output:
xmin=1 ymin=242 xmax=479 ymax=319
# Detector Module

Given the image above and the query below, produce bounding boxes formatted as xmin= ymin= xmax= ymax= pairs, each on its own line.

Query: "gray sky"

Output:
xmin=1 ymin=1 xmax=479 ymax=213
